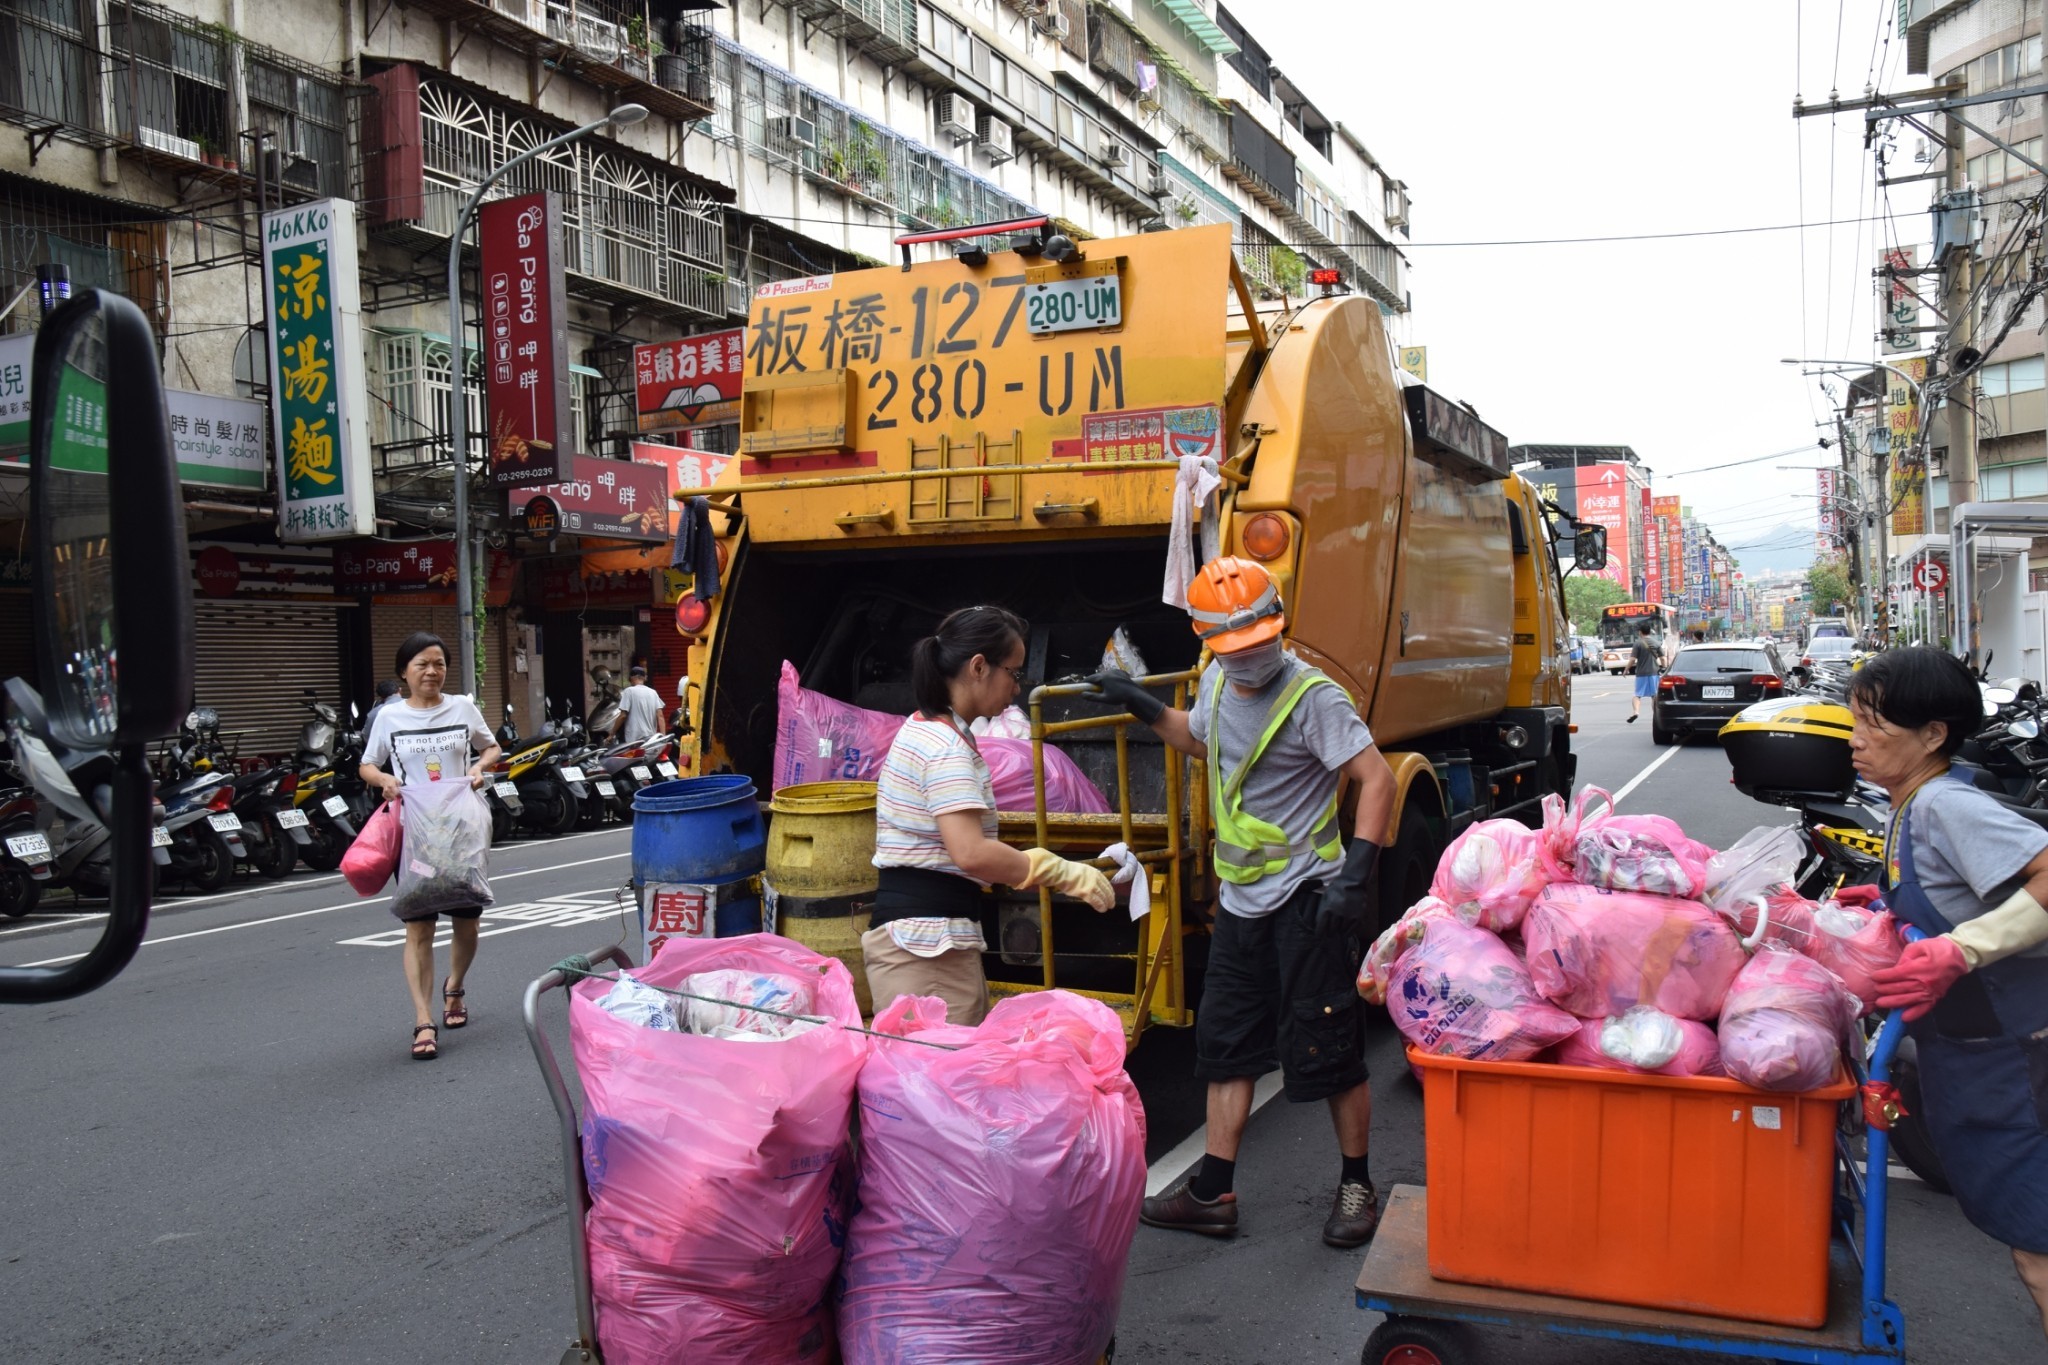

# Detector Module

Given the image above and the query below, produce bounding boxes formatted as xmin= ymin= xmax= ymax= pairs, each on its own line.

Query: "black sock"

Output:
xmin=1188 ymin=1154 xmax=1235 ymax=1201
xmin=1341 ymin=1153 xmax=1372 ymax=1187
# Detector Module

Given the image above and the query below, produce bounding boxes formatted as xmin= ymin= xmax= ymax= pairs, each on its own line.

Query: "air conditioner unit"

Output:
xmin=937 ymin=92 xmax=978 ymax=144
xmin=1035 ymin=11 xmax=1070 ymax=39
xmin=1147 ymin=172 xmax=1171 ymax=196
xmin=768 ymin=115 xmax=817 ymax=149
xmin=1099 ymin=139 xmax=1129 ymax=169
xmin=976 ymin=111 xmax=1016 ymax=164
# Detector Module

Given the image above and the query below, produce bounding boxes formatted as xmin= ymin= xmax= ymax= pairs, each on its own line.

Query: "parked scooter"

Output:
xmin=154 ymin=746 xmax=246 ymax=894
xmin=162 ymin=708 xmax=304 ymax=881
xmin=289 ymin=693 xmax=373 ymax=872
xmin=0 ymin=776 xmax=50 ymax=917
xmin=486 ymin=703 xmax=586 ymax=839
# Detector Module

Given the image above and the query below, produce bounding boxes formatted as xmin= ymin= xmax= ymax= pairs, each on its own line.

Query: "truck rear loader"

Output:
xmin=669 ymin=222 xmax=1583 ymax=1042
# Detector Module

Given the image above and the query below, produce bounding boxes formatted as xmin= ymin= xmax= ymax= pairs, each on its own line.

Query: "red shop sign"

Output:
xmin=194 ymin=545 xmax=241 ymax=598
xmin=334 ymin=540 xmax=463 ymax=593
xmin=633 ymin=329 xmax=745 ymax=432
xmin=480 ymin=191 xmax=573 ymax=489
xmin=507 ymin=454 xmax=672 ymax=542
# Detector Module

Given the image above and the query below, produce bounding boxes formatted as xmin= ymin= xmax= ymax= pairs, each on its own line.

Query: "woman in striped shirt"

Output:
xmin=863 ymin=605 xmax=1116 ymax=1024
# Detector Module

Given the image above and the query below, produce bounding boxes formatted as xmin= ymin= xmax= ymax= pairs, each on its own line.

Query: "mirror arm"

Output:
xmin=0 ymin=746 xmax=152 ymax=1003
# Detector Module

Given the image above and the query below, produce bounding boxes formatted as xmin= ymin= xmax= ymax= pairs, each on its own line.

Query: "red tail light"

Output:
xmin=1755 ymin=675 xmax=1783 ymax=692
xmin=674 ymin=593 xmax=712 ymax=636
xmin=279 ymin=773 xmax=298 ymax=794
xmin=1659 ymin=676 xmax=1685 ymax=691
xmin=1801 ymin=656 xmax=1814 ymax=668
xmin=208 ymin=787 xmax=234 ymax=812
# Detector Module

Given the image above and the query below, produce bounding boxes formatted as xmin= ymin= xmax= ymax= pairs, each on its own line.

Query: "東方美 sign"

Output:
xmin=263 ymin=199 xmax=374 ymax=540
xmin=481 ymin=191 xmax=573 ymax=488
xmin=634 ymin=329 xmax=745 ymax=431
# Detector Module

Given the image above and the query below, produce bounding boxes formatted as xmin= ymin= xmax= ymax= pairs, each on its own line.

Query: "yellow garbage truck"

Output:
xmin=670 ymin=222 xmax=1591 ymax=1041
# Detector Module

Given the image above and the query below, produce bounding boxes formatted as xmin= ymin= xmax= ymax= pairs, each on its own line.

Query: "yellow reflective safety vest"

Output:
xmin=1208 ymin=666 xmax=1345 ymax=885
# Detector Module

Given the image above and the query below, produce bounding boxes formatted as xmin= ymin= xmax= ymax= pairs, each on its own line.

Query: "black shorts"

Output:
xmin=392 ymin=903 xmax=484 ymax=924
xmin=1195 ymin=882 xmax=1369 ymax=1103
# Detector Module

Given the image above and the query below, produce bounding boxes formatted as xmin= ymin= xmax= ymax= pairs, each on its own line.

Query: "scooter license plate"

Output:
xmin=151 ymin=827 xmax=173 ymax=848
xmin=657 ymin=762 xmax=678 ymax=778
xmin=495 ymin=782 xmax=519 ymax=799
xmin=323 ymin=796 xmax=349 ymax=817
xmin=559 ymin=766 xmax=586 ymax=783
xmin=208 ymin=813 xmax=243 ymax=833
xmin=631 ymin=765 xmax=653 ymax=782
xmin=596 ymin=780 xmax=617 ymax=797
xmin=6 ymin=833 xmax=51 ymax=861
xmin=275 ymin=809 xmax=310 ymax=829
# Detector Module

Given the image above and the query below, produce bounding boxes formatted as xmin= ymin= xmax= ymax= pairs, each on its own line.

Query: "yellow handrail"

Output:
xmin=670 ymin=458 xmax=1249 ymax=501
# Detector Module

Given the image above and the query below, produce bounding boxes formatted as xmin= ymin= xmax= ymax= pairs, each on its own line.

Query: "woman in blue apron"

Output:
xmin=1849 ymin=647 xmax=2048 ymax=1338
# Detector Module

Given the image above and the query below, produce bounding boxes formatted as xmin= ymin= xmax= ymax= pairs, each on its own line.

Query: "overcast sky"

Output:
xmin=1264 ymin=0 xmax=1910 ymax=570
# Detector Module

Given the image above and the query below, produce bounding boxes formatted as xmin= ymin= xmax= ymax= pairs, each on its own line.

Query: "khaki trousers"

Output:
xmin=860 ymin=925 xmax=989 ymax=1026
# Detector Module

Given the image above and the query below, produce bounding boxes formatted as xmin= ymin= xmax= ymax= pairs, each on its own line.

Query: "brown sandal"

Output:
xmin=411 ymin=1024 xmax=438 ymax=1061
xmin=442 ymin=979 xmax=468 ymax=1029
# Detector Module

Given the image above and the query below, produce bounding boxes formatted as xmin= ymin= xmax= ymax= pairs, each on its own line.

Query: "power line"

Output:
xmin=1656 ymin=442 xmax=1827 ymax=478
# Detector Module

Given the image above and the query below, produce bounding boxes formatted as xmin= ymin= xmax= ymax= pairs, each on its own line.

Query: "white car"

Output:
xmin=1602 ymin=645 xmax=1632 ymax=675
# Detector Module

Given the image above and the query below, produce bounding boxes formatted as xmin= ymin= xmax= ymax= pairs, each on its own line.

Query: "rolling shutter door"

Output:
xmin=190 ymin=601 xmax=348 ymax=759
xmin=368 ymin=604 xmax=510 ymax=725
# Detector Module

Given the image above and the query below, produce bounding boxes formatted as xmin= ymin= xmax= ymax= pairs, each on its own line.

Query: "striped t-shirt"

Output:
xmin=873 ymin=713 xmax=1000 ymax=882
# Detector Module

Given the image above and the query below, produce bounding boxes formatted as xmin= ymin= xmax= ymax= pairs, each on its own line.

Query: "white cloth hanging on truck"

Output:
xmin=1162 ymin=452 xmax=1224 ymax=610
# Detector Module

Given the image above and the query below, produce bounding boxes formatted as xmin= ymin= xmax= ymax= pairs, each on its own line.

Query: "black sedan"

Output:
xmin=1652 ymin=643 xmax=1787 ymax=746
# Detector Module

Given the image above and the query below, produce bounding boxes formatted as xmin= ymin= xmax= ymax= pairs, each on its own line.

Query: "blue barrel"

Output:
xmin=632 ymin=776 xmax=766 ymax=936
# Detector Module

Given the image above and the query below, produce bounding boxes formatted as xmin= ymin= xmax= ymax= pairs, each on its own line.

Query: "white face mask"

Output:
xmin=1217 ymin=639 xmax=1287 ymax=688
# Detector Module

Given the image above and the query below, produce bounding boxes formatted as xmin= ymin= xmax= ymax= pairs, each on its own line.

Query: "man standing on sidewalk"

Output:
xmin=1085 ymin=557 xmax=1396 ymax=1248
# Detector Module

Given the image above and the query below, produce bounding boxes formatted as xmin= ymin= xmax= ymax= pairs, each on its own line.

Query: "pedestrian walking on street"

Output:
xmin=358 ymin=632 xmax=501 ymax=1061
xmin=611 ymin=665 xmax=664 ymax=744
xmin=1626 ymin=623 xmax=1660 ymax=724
xmin=1087 ymin=557 xmax=1396 ymax=1248
xmin=864 ymin=605 xmax=1115 ymax=1026
xmin=1850 ymin=647 xmax=2048 ymax=1339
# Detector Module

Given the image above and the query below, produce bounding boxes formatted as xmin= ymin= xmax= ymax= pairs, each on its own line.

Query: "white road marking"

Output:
xmin=337 ymin=888 xmax=630 ymax=948
xmin=0 ymin=913 xmax=105 ymax=937
xmin=1609 ymin=743 xmax=1685 ymax=808
xmin=11 ymin=851 xmax=633 ymax=968
xmin=1144 ymin=1071 xmax=1287 ymax=1197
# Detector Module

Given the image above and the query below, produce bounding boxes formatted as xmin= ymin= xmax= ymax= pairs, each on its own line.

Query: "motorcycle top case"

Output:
xmin=1720 ymin=696 xmax=1856 ymax=804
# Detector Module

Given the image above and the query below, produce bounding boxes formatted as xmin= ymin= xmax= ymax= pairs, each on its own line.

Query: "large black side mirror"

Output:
xmin=1 ymin=290 xmax=191 ymax=1004
xmin=1572 ymin=524 xmax=1610 ymax=573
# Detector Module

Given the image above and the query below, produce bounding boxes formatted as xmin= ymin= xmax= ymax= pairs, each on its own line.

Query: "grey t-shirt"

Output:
xmin=1894 ymin=775 xmax=2048 ymax=958
xmin=1187 ymin=654 xmax=1374 ymax=919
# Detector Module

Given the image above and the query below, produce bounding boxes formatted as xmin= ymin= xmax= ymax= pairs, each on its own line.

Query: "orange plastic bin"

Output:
xmin=1412 ymin=1046 xmax=1855 ymax=1329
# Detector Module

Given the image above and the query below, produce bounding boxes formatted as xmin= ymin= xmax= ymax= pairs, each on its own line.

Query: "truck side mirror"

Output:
xmin=1573 ymin=524 xmax=1609 ymax=573
xmin=1 ymin=290 xmax=190 ymax=1004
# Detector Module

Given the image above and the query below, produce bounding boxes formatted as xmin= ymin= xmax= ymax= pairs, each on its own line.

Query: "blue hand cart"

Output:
xmin=1353 ymin=1007 xmax=1915 ymax=1365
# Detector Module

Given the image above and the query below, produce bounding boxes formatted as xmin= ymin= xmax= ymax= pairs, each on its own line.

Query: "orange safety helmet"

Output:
xmin=1187 ymin=557 xmax=1285 ymax=654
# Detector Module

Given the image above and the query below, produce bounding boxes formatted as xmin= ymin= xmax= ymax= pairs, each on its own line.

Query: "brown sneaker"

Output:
xmin=1322 ymin=1179 xmax=1380 ymax=1248
xmin=1139 ymin=1180 xmax=1238 ymax=1237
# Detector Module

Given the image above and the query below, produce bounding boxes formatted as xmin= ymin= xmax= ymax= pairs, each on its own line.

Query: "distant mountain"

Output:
xmin=1724 ymin=524 xmax=1818 ymax=576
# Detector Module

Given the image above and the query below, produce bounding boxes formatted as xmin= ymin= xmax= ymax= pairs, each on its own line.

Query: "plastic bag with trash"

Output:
xmin=679 ymin=969 xmax=819 ymax=1040
xmin=1099 ymin=627 xmax=1149 ymax=682
xmin=1700 ymin=825 xmax=1808 ymax=914
xmin=1549 ymin=1006 xmax=1724 ymax=1077
xmin=391 ymin=779 xmax=493 ymax=919
xmin=1521 ymin=882 xmax=1749 ymax=1021
xmin=1806 ymin=901 xmax=1905 ymax=1013
xmin=1384 ymin=916 xmax=1580 ymax=1062
xmin=1430 ymin=818 xmax=1552 ymax=931
xmin=969 ymin=705 xmax=1035 ymax=741
xmin=1536 ymin=786 xmax=1616 ymax=880
xmin=571 ymin=935 xmax=865 ymax=1365
xmin=838 ymin=990 xmax=1145 ymax=1365
xmin=1717 ymin=942 xmax=1859 ymax=1092
xmin=598 ymin=971 xmax=680 ymax=1032
xmin=1358 ymin=897 xmax=1465 ymax=1005
xmin=1573 ymin=815 xmax=1716 ymax=899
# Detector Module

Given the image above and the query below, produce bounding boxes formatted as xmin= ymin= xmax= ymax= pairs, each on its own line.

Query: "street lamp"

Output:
xmin=444 ymin=101 xmax=650 ymax=696
xmin=1779 ymin=356 xmax=1926 ymax=401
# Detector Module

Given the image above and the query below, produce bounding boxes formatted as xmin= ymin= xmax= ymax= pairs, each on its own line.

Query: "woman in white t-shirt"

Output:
xmin=864 ymin=605 xmax=1114 ymax=1025
xmin=359 ymin=632 xmax=500 ymax=1061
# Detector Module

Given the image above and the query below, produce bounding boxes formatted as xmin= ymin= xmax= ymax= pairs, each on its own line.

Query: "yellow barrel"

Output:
xmin=767 ymin=781 xmax=879 ymax=1013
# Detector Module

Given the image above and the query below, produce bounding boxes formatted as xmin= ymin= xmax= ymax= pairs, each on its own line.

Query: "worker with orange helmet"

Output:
xmin=1085 ymin=556 xmax=1396 ymax=1248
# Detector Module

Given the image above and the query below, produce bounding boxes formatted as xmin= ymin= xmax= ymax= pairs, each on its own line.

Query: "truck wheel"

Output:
xmin=1361 ymin=1317 xmax=1473 ymax=1365
xmin=1378 ymin=805 xmax=1437 ymax=934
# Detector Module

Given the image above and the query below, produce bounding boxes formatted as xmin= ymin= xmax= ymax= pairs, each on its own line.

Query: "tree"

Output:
xmin=1563 ymin=574 xmax=1629 ymax=635
xmin=1807 ymin=556 xmax=1853 ymax=620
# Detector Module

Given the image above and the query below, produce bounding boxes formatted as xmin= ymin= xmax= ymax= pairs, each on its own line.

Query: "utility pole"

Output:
xmin=1942 ymin=107 xmax=1979 ymax=516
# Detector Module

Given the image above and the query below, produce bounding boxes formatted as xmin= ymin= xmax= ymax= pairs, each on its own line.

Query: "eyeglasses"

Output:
xmin=993 ymin=663 xmax=1027 ymax=686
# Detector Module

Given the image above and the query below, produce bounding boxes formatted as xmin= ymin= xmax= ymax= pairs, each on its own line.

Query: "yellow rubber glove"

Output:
xmin=1020 ymin=847 xmax=1117 ymax=912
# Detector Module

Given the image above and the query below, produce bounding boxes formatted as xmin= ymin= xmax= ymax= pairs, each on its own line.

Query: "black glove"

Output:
xmin=1082 ymin=669 xmax=1166 ymax=726
xmin=1316 ymin=840 xmax=1382 ymax=940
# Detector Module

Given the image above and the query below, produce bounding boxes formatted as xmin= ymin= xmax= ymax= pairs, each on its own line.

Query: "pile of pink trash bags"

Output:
xmin=772 ymin=662 xmax=1111 ymax=813
xmin=569 ymin=933 xmax=1144 ymax=1365
xmin=1361 ymin=790 xmax=1903 ymax=1092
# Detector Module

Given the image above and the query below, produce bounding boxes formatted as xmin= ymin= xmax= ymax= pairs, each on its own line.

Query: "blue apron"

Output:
xmin=1884 ymin=775 xmax=2048 ymax=1253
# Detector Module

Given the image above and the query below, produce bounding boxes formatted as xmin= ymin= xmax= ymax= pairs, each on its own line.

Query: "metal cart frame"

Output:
xmin=524 ymin=945 xmax=633 ymax=1365
xmin=1354 ymin=1009 xmax=1914 ymax=1365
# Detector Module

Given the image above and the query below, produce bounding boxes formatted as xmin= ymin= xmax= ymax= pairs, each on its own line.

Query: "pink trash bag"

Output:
xmin=1358 ymin=897 xmax=1463 ymax=1005
xmin=1718 ymin=942 xmax=1859 ymax=1092
xmin=1385 ymin=917 xmax=1580 ymax=1062
xmin=1727 ymin=888 xmax=1820 ymax=950
xmin=981 ymin=737 xmax=1112 ymax=814
xmin=1806 ymin=902 xmax=1905 ymax=1013
xmin=570 ymin=934 xmax=867 ymax=1365
xmin=1536 ymin=786 xmax=1615 ymax=880
xmin=340 ymin=794 xmax=401 ymax=896
xmin=838 ymin=991 xmax=1145 ymax=1365
xmin=1430 ymin=819 xmax=1551 ymax=930
xmin=1522 ymin=882 xmax=1748 ymax=1021
xmin=1549 ymin=1007 xmax=1724 ymax=1077
xmin=1573 ymin=814 xmax=1717 ymax=899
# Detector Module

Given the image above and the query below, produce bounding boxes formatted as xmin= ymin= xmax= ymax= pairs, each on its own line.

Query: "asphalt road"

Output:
xmin=3 ymin=677 xmax=2042 ymax=1363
